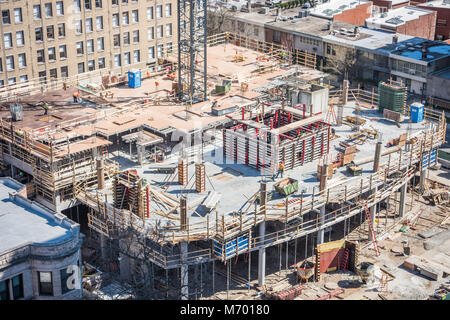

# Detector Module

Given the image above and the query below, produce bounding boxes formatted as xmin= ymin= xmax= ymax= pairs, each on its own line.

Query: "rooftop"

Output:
xmin=378 ymin=37 xmax=450 ymax=62
xmin=309 ymin=0 xmax=371 ymax=19
xmin=417 ymin=0 xmax=450 ymax=9
xmin=0 ymin=178 xmax=76 ymax=254
xmin=366 ymin=6 xmax=435 ymax=28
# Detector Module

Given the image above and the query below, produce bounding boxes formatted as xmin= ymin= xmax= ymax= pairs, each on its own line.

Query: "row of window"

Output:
xmin=0 ymin=269 xmax=76 ymax=300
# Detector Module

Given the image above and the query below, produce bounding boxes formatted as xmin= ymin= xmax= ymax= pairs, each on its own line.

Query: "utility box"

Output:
xmin=10 ymin=104 xmax=23 ymax=121
xmin=410 ymin=103 xmax=424 ymax=123
xmin=128 ymin=69 xmax=141 ymax=88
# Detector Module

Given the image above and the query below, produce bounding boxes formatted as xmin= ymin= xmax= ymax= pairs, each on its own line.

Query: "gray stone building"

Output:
xmin=0 ymin=177 xmax=82 ymax=300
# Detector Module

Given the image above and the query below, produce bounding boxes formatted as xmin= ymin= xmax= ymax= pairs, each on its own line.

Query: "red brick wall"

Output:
xmin=396 ymin=11 xmax=436 ymax=40
xmin=371 ymin=0 xmax=410 ymax=10
xmin=333 ymin=3 xmax=373 ymax=26
xmin=417 ymin=5 xmax=450 ymax=40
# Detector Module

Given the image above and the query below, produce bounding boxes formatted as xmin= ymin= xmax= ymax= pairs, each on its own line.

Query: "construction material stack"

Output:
xmin=378 ymin=80 xmax=407 ymax=115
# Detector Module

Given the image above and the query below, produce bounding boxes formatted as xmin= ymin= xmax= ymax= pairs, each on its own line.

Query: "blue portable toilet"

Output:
xmin=410 ymin=102 xmax=424 ymax=123
xmin=128 ymin=69 xmax=141 ymax=88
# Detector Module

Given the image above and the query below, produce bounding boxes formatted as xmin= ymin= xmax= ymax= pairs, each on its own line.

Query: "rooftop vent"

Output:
xmin=385 ymin=17 xmax=404 ymax=25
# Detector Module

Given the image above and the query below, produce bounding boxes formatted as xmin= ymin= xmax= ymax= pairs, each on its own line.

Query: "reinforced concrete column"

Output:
xmin=258 ymin=181 xmax=267 ymax=287
xmin=369 ymin=186 xmax=378 ymax=241
xmin=317 ymin=163 xmax=328 ymax=245
xmin=100 ymin=233 xmax=107 ymax=261
xmin=180 ymin=241 xmax=189 ymax=300
xmin=373 ymin=141 xmax=382 ymax=172
xmin=399 ymin=182 xmax=407 ymax=218
xmin=258 ymin=221 xmax=266 ymax=287
xmin=119 ymin=239 xmax=131 ymax=281
xmin=96 ymin=157 xmax=105 ymax=190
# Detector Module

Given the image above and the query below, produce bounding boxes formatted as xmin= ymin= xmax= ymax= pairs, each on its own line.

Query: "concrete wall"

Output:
xmin=427 ymin=73 xmax=450 ymax=106
xmin=333 ymin=3 xmax=373 ymax=26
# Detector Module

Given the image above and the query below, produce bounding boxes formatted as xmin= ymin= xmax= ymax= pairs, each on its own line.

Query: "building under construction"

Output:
xmin=0 ymin=32 xmax=448 ymax=300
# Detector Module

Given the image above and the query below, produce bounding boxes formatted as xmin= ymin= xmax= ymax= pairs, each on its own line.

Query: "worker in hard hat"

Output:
xmin=73 ymin=90 xmax=80 ymax=103
xmin=273 ymin=161 xmax=285 ymax=180
xmin=42 ymin=101 xmax=49 ymax=115
xmin=16 ymin=128 xmax=24 ymax=143
xmin=281 ymin=51 xmax=286 ymax=61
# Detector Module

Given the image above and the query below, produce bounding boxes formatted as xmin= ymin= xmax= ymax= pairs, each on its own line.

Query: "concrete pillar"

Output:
xmin=399 ymin=182 xmax=407 ymax=218
xmin=180 ymin=196 xmax=187 ymax=231
xmin=373 ymin=141 xmax=382 ymax=172
xmin=119 ymin=239 xmax=131 ymax=281
xmin=369 ymin=186 xmax=378 ymax=241
xmin=317 ymin=164 xmax=328 ymax=245
xmin=96 ymin=157 xmax=105 ymax=190
xmin=180 ymin=241 xmax=189 ymax=300
xmin=258 ymin=181 xmax=267 ymax=287
xmin=258 ymin=221 xmax=266 ymax=287
xmin=11 ymin=164 xmax=16 ymax=177
xmin=419 ymin=168 xmax=426 ymax=191
xmin=100 ymin=233 xmax=107 ymax=261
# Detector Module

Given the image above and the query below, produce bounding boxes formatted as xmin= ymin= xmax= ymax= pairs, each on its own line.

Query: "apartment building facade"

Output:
xmin=0 ymin=0 xmax=177 ymax=86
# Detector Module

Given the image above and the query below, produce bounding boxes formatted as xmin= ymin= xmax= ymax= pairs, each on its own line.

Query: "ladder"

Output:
xmin=326 ymin=104 xmax=337 ymax=124
xmin=363 ymin=203 xmax=380 ymax=256
xmin=341 ymin=249 xmax=350 ymax=271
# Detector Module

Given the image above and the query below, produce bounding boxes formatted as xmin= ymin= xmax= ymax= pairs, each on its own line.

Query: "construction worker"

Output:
xmin=42 ymin=101 xmax=49 ymax=115
xmin=273 ymin=161 xmax=285 ymax=180
xmin=73 ymin=90 xmax=80 ymax=103
xmin=16 ymin=128 xmax=24 ymax=143
xmin=281 ymin=51 xmax=286 ymax=61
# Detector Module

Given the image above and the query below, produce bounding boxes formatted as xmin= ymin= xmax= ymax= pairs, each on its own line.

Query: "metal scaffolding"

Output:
xmin=177 ymin=0 xmax=208 ymax=104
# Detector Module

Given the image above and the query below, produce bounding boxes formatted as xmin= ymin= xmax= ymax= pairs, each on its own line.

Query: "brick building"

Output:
xmin=417 ymin=0 xmax=450 ymax=41
xmin=0 ymin=0 xmax=177 ymax=86
xmin=309 ymin=0 xmax=373 ymax=26
xmin=371 ymin=0 xmax=410 ymax=11
xmin=366 ymin=6 xmax=437 ymax=40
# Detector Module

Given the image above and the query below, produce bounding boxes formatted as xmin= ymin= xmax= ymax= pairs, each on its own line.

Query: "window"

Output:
xmin=96 ymin=16 xmax=103 ymax=30
xmin=132 ymin=10 xmax=138 ymax=23
xmin=61 ymin=66 xmax=68 ymax=78
xmin=88 ymin=60 xmax=95 ymax=71
xmin=98 ymin=57 xmax=105 ymax=69
xmin=20 ymin=75 xmax=28 ymax=83
xmin=14 ymin=8 xmax=22 ymax=23
xmin=33 ymin=5 xmax=42 ymax=19
xmin=38 ymin=71 xmax=46 ymax=81
xmin=8 ymin=78 xmax=16 ymax=85
xmin=123 ymin=32 xmax=130 ymax=45
xmin=75 ymin=20 xmax=82 ymax=34
xmin=35 ymin=28 xmax=43 ymax=41
xmin=58 ymin=23 xmax=65 ymax=37
xmin=112 ymin=0 xmax=118 ymax=6
xmin=37 ymin=50 xmax=45 ymax=63
xmin=16 ymin=31 xmax=24 ymax=46
xmin=4 ymin=33 xmax=12 ymax=49
xmin=165 ymin=4 xmax=172 ymax=17
xmin=0 ymin=280 xmax=9 ymax=300
xmin=167 ymin=42 xmax=172 ymax=54
xmin=114 ymin=54 xmax=121 ymax=67
xmin=46 ymin=25 xmax=55 ymax=40
xmin=122 ymin=12 xmax=129 ymax=25
xmin=48 ymin=47 xmax=56 ymax=61
xmin=74 ymin=0 xmax=81 ymax=13
xmin=113 ymin=34 xmax=120 ymax=47
xmin=132 ymin=30 xmax=139 ymax=43
xmin=59 ymin=45 xmax=67 ymax=59
xmin=124 ymin=52 xmax=130 ymax=65
xmin=156 ymin=5 xmax=162 ymax=18
xmin=86 ymin=18 xmax=93 ymax=33
xmin=49 ymin=68 xmax=57 ymax=80
xmin=97 ymin=37 xmax=104 ymax=51
xmin=87 ymin=39 xmax=94 ymax=53
xmin=166 ymin=23 xmax=172 ymax=37
xmin=78 ymin=62 xmax=85 ymax=74
xmin=76 ymin=41 xmax=83 ymax=55
xmin=156 ymin=25 xmax=163 ymax=39
xmin=38 ymin=272 xmax=53 ymax=296
xmin=254 ymin=27 xmax=259 ymax=37
xmin=45 ymin=3 xmax=53 ymax=18
xmin=112 ymin=13 xmax=119 ymax=27
xmin=11 ymin=275 xmax=23 ymax=300
xmin=157 ymin=44 xmax=163 ymax=58
xmin=6 ymin=56 xmax=14 ymax=71
xmin=85 ymin=0 xmax=92 ymax=10
xmin=148 ymin=46 xmax=154 ymax=59
xmin=147 ymin=7 xmax=153 ymax=20
xmin=148 ymin=27 xmax=154 ymax=41
xmin=56 ymin=2 xmax=64 ymax=15
xmin=2 ymin=10 xmax=10 ymax=24
xmin=133 ymin=50 xmax=140 ymax=63
xmin=18 ymin=53 xmax=26 ymax=68
xmin=95 ymin=0 xmax=102 ymax=8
